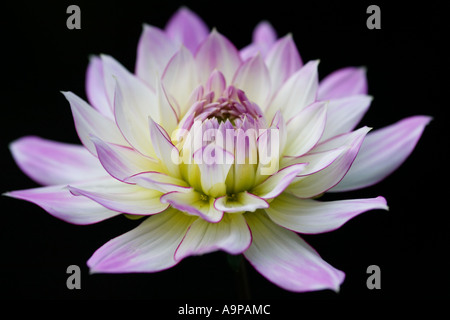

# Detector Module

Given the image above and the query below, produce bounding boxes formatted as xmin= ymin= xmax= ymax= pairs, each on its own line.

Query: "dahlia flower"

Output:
xmin=6 ymin=7 xmax=430 ymax=292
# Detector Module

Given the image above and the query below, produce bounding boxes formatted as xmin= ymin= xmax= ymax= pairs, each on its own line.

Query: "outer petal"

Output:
xmin=232 ymin=54 xmax=271 ymax=108
xmin=320 ymin=94 xmax=373 ymax=142
xmin=160 ymin=190 xmax=223 ymax=223
xmin=251 ymin=163 xmax=307 ymax=199
xmin=175 ymin=213 xmax=251 ymax=261
xmin=135 ymin=25 xmax=177 ymax=91
xmin=265 ymin=60 xmax=319 ymax=122
xmin=266 ymin=193 xmax=388 ymax=234
xmin=281 ymin=147 xmax=346 ymax=176
xmin=10 ymin=136 xmax=105 ymax=186
xmin=264 ymin=34 xmax=303 ymax=92
xmin=288 ymin=127 xmax=371 ymax=198
xmin=165 ymin=7 xmax=209 ymax=54
xmin=240 ymin=21 xmax=277 ymax=60
xmin=87 ymin=208 xmax=196 ymax=273
xmin=4 ymin=183 xmax=120 ymax=225
xmin=318 ymin=67 xmax=368 ymax=100
xmin=331 ymin=116 xmax=431 ymax=192
xmin=85 ymin=56 xmax=113 ymax=119
xmin=244 ymin=211 xmax=345 ymax=292
xmin=214 ymin=191 xmax=269 ymax=213
xmin=68 ymin=178 xmax=167 ymax=215
xmin=284 ymin=101 xmax=327 ymax=157
xmin=195 ymin=30 xmax=242 ymax=84
xmin=63 ymin=91 xmax=129 ymax=156
xmin=92 ymin=137 xmax=161 ymax=182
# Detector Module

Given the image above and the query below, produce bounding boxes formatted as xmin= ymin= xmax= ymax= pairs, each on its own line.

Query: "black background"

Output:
xmin=0 ymin=0 xmax=447 ymax=303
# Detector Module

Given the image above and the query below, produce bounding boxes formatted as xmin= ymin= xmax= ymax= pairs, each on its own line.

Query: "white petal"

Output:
xmin=10 ymin=136 xmax=105 ymax=185
xmin=4 ymin=181 xmax=120 ymax=225
xmin=264 ymin=34 xmax=302 ymax=92
xmin=265 ymin=60 xmax=319 ymax=122
xmin=214 ymin=191 xmax=269 ymax=213
xmin=284 ymin=101 xmax=327 ymax=157
xmin=244 ymin=211 xmax=345 ymax=292
xmin=91 ymin=137 xmax=161 ymax=182
xmin=87 ymin=208 xmax=195 ymax=273
xmin=135 ymin=25 xmax=177 ymax=90
xmin=175 ymin=213 xmax=251 ymax=260
xmin=331 ymin=116 xmax=431 ymax=192
xmin=160 ymin=190 xmax=223 ymax=223
xmin=320 ymin=94 xmax=373 ymax=142
xmin=266 ymin=193 xmax=388 ymax=234
xmin=162 ymin=46 xmax=198 ymax=116
xmin=232 ymin=54 xmax=271 ymax=108
xmin=148 ymin=118 xmax=181 ymax=178
xmin=251 ymin=163 xmax=307 ymax=199
xmin=68 ymin=177 xmax=167 ymax=215
xmin=195 ymin=30 xmax=242 ymax=84
xmin=63 ymin=91 xmax=129 ymax=156
xmin=288 ymin=127 xmax=370 ymax=198
xmin=85 ymin=56 xmax=113 ymax=119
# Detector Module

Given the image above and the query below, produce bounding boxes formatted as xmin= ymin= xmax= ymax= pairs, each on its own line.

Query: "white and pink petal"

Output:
xmin=4 ymin=183 xmax=120 ymax=225
xmin=160 ymin=189 xmax=223 ymax=223
xmin=331 ymin=116 xmax=432 ymax=192
xmin=175 ymin=213 xmax=251 ymax=260
xmin=266 ymin=192 xmax=388 ymax=234
xmin=88 ymin=208 xmax=196 ymax=273
xmin=244 ymin=211 xmax=345 ymax=292
xmin=10 ymin=136 xmax=105 ymax=186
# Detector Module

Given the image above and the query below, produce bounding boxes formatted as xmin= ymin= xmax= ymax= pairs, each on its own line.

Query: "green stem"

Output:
xmin=227 ymin=254 xmax=251 ymax=299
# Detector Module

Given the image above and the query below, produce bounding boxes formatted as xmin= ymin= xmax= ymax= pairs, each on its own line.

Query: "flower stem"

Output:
xmin=227 ymin=254 xmax=251 ymax=299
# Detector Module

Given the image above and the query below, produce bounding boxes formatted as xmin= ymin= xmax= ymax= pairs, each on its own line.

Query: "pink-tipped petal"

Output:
xmin=214 ymin=191 xmax=269 ymax=213
xmin=85 ymin=56 xmax=113 ymax=119
xmin=318 ymin=67 xmax=368 ymax=100
xmin=160 ymin=190 xmax=223 ymax=223
xmin=281 ymin=147 xmax=346 ymax=176
xmin=68 ymin=179 xmax=167 ymax=215
xmin=175 ymin=213 xmax=251 ymax=261
xmin=195 ymin=30 xmax=242 ymax=84
xmin=88 ymin=208 xmax=195 ymax=273
xmin=266 ymin=60 xmax=319 ymax=122
xmin=244 ymin=212 xmax=345 ymax=292
xmin=331 ymin=116 xmax=432 ymax=192
xmin=165 ymin=7 xmax=209 ymax=54
xmin=320 ymin=94 xmax=373 ymax=142
xmin=265 ymin=34 xmax=303 ymax=92
xmin=4 ymin=183 xmax=120 ymax=225
xmin=92 ymin=137 xmax=161 ymax=183
xmin=232 ymin=54 xmax=271 ymax=107
xmin=62 ymin=91 xmax=129 ymax=156
xmin=135 ymin=25 xmax=177 ymax=90
xmin=10 ymin=136 xmax=105 ymax=186
xmin=252 ymin=163 xmax=307 ymax=199
xmin=266 ymin=193 xmax=388 ymax=234
xmin=240 ymin=21 xmax=277 ymax=60
xmin=288 ymin=127 xmax=371 ymax=198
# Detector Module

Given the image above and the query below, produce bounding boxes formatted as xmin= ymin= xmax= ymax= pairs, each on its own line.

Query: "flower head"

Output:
xmin=6 ymin=7 xmax=430 ymax=292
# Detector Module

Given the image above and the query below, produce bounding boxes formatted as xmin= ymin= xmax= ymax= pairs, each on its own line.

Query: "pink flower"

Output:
xmin=6 ymin=7 xmax=430 ymax=292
